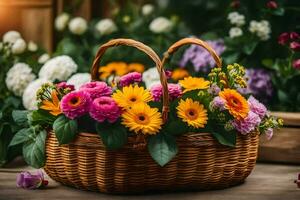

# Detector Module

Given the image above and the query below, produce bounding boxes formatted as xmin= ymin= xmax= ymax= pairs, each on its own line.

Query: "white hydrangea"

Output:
xmin=5 ymin=63 xmax=36 ymax=96
xmin=68 ymin=17 xmax=88 ymax=35
xmin=39 ymin=55 xmax=78 ymax=81
xmin=2 ymin=31 xmax=21 ymax=44
xmin=142 ymin=67 xmax=160 ymax=88
xmin=227 ymin=12 xmax=245 ymax=27
xmin=249 ymin=20 xmax=271 ymax=41
xmin=149 ymin=17 xmax=173 ymax=33
xmin=38 ymin=53 xmax=50 ymax=64
xmin=95 ymin=19 xmax=117 ymax=36
xmin=11 ymin=38 xmax=26 ymax=54
xmin=142 ymin=4 xmax=154 ymax=16
xmin=229 ymin=27 xmax=243 ymax=38
xmin=27 ymin=41 xmax=38 ymax=52
xmin=67 ymin=73 xmax=91 ymax=90
xmin=55 ymin=13 xmax=70 ymax=31
xmin=22 ymin=78 xmax=51 ymax=110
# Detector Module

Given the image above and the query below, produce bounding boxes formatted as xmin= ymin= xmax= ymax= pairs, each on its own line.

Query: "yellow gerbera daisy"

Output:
xmin=98 ymin=62 xmax=128 ymax=80
xmin=177 ymin=98 xmax=208 ymax=128
xmin=219 ymin=89 xmax=249 ymax=120
xmin=179 ymin=77 xmax=210 ymax=93
xmin=122 ymin=103 xmax=163 ymax=135
xmin=112 ymin=85 xmax=153 ymax=109
xmin=128 ymin=63 xmax=145 ymax=73
xmin=171 ymin=68 xmax=189 ymax=81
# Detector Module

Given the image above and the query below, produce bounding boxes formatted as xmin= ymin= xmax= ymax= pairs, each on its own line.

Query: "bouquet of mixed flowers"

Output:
xmin=10 ymin=38 xmax=282 ymax=168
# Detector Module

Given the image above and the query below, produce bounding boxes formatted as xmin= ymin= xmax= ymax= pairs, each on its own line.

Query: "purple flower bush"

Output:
xmin=180 ymin=39 xmax=225 ymax=73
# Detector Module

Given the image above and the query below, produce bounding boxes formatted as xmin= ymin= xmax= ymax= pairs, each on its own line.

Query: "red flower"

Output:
xmin=290 ymin=42 xmax=300 ymax=51
xmin=267 ymin=1 xmax=278 ymax=9
xmin=292 ymin=59 xmax=300 ymax=70
xmin=230 ymin=0 xmax=240 ymax=8
xmin=290 ymin=32 xmax=300 ymax=40
xmin=278 ymin=32 xmax=290 ymax=45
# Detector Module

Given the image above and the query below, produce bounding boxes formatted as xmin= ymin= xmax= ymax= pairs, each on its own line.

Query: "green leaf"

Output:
xmin=242 ymin=42 xmax=258 ymax=55
xmin=9 ymin=128 xmax=32 ymax=147
xmin=53 ymin=115 xmax=78 ymax=145
xmin=164 ymin=119 xmax=188 ymax=136
xmin=23 ymin=129 xmax=47 ymax=168
xmin=29 ymin=110 xmax=56 ymax=126
xmin=278 ymin=89 xmax=290 ymax=103
xmin=96 ymin=122 xmax=128 ymax=150
xmin=262 ymin=59 xmax=274 ymax=68
xmin=211 ymin=131 xmax=236 ymax=147
xmin=12 ymin=110 xmax=29 ymax=127
xmin=222 ymin=51 xmax=240 ymax=64
xmin=148 ymin=133 xmax=178 ymax=166
xmin=272 ymin=8 xmax=285 ymax=16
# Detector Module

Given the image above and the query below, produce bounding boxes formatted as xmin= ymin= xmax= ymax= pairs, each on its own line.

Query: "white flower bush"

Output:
xmin=149 ymin=17 xmax=173 ymax=33
xmin=55 ymin=13 xmax=70 ymax=31
xmin=68 ymin=17 xmax=87 ymax=35
xmin=39 ymin=55 xmax=78 ymax=81
xmin=5 ymin=63 xmax=36 ymax=96
xmin=142 ymin=67 xmax=160 ymax=88
xmin=95 ymin=19 xmax=118 ymax=36
xmin=142 ymin=4 xmax=154 ymax=16
xmin=229 ymin=27 xmax=243 ymax=38
xmin=249 ymin=20 xmax=271 ymax=41
xmin=2 ymin=31 xmax=21 ymax=44
xmin=67 ymin=73 xmax=91 ymax=89
xmin=38 ymin=53 xmax=50 ymax=64
xmin=22 ymin=78 xmax=51 ymax=110
xmin=27 ymin=41 xmax=38 ymax=52
xmin=227 ymin=12 xmax=245 ymax=27
xmin=11 ymin=38 xmax=26 ymax=54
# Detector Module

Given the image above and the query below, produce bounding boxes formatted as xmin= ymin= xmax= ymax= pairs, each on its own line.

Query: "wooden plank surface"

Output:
xmin=0 ymin=164 xmax=299 ymax=200
xmin=259 ymin=127 xmax=300 ymax=164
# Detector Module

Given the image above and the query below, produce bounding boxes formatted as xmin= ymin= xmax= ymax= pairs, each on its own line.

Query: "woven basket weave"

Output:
xmin=44 ymin=38 xmax=259 ymax=193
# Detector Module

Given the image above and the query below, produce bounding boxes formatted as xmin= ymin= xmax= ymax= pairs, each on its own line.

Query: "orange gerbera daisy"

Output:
xmin=98 ymin=62 xmax=128 ymax=80
xmin=219 ymin=89 xmax=249 ymax=120
xmin=171 ymin=68 xmax=189 ymax=81
xmin=40 ymin=90 xmax=62 ymax=116
xmin=128 ymin=63 xmax=145 ymax=73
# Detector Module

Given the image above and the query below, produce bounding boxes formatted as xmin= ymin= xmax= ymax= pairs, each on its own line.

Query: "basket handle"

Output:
xmin=90 ymin=38 xmax=170 ymax=123
xmin=161 ymin=37 xmax=222 ymax=68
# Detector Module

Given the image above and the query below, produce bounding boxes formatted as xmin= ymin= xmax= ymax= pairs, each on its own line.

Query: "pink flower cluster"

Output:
xmin=60 ymin=81 xmax=121 ymax=123
xmin=119 ymin=72 xmax=142 ymax=87
xmin=211 ymin=96 xmax=225 ymax=111
xmin=150 ymin=83 xmax=182 ymax=102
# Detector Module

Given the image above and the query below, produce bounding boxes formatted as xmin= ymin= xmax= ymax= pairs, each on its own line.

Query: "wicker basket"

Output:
xmin=44 ymin=38 xmax=259 ymax=193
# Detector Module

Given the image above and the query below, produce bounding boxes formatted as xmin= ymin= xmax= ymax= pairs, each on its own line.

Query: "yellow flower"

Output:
xmin=171 ymin=68 xmax=189 ymax=81
xmin=179 ymin=76 xmax=210 ymax=93
xmin=128 ymin=63 xmax=145 ymax=73
xmin=98 ymin=62 xmax=128 ymax=80
xmin=177 ymin=98 xmax=208 ymax=128
xmin=112 ymin=85 xmax=152 ymax=109
xmin=219 ymin=89 xmax=249 ymax=120
xmin=122 ymin=103 xmax=163 ymax=135
xmin=39 ymin=90 xmax=62 ymax=116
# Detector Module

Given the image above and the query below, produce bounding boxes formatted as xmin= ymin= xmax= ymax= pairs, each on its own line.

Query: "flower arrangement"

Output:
xmin=10 ymin=62 xmax=282 ymax=168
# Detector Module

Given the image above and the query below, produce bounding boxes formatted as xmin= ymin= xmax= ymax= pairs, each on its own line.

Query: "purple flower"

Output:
xmin=179 ymin=39 xmax=225 ymax=73
xmin=80 ymin=81 xmax=112 ymax=99
xmin=150 ymin=83 xmax=182 ymax=102
xmin=119 ymin=72 xmax=142 ymax=87
xmin=89 ymin=97 xmax=121 ymax=123
xmin=208 ymin=83 xmax=221 ymax=95
xmin=17 ymin=171 xmax=48 ymax=189
xmin=245 ymin=68 xmax=273 ymax=103
xmin=211 ymin=96 xmax=225 ymax=111
xmin=248 ymin=96 xmax=267 ymax=119
xmin=232 ymin=111 xmax=261 ymax=135
xmin=265 ymin=128 xmax=273 ymax=140
xmin=56 ymin=82 xmax=75 ymax=91
xmin=60 ymin=90 xmax=92 ymax=119
xmin=294 ymin=173 xmax=300 ymax=188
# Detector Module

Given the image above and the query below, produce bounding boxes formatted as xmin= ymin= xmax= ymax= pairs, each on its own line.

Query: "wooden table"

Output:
xmin=0 ymin=163 xmax=299 ymax=200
